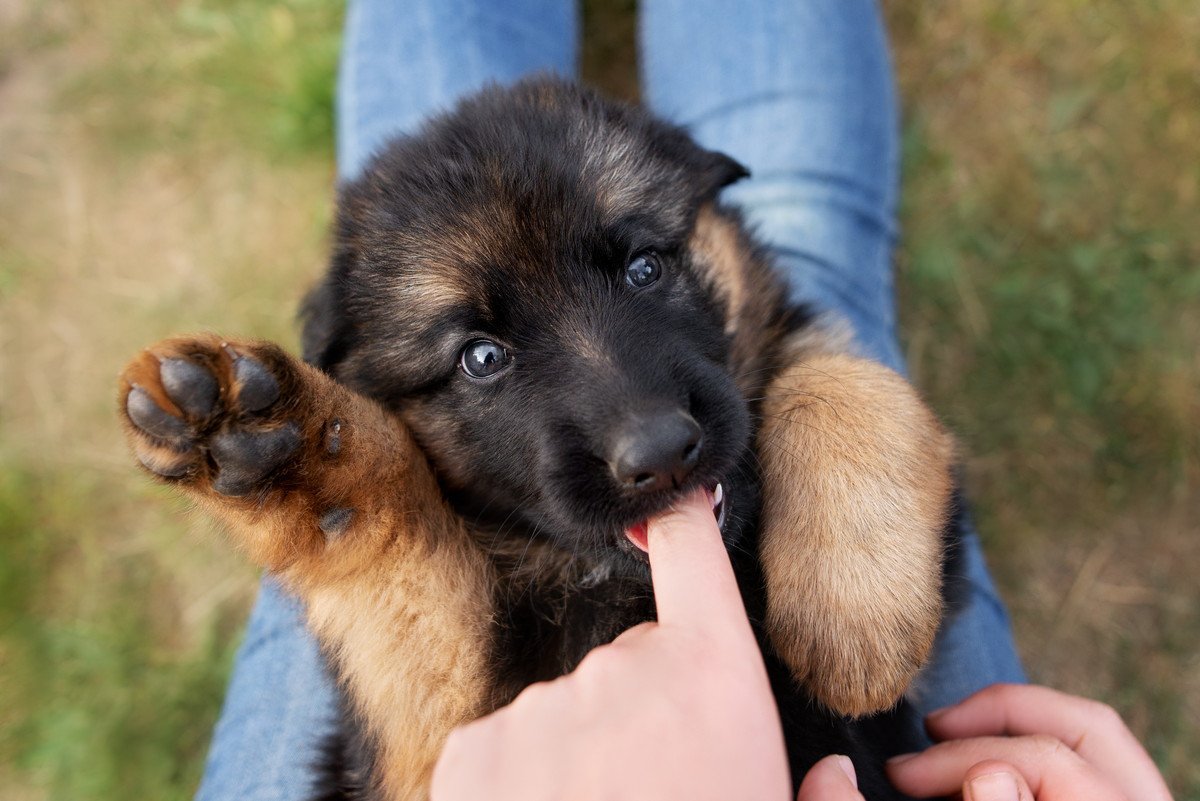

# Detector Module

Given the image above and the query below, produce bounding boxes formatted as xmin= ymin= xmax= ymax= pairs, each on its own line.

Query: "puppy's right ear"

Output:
xmin=695 ymin=148 xmax=750 ymax=197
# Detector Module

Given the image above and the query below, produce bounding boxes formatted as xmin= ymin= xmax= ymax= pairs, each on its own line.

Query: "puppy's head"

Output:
xmin=304 ymin=78 xmax=763 ymax=558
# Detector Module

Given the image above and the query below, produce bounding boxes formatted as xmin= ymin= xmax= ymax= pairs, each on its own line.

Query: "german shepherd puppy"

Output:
xmin=119 ymin=78 xmax=955 ymax=800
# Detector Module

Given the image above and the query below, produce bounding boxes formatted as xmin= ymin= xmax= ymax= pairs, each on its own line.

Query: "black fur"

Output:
xmin=302 ymin=77 xmax=935 ymax=800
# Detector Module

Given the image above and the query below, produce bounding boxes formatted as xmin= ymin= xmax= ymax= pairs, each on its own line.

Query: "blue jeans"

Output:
xmin=195 ymin=1 xmax=1025 ymax=797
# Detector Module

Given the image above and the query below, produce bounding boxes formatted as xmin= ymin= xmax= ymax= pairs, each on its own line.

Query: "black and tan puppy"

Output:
xmin=119 ymin=78 xmax=953 ymax=800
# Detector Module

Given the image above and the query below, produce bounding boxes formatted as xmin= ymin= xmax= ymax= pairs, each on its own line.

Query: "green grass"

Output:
xmin=901 ymin=110 xmax=1198 ymax=510
xmin=1 ymin=0 xmax=1196 ymax=798
xmin=64 ymin=0 xmax=343 ymax=161
xmin=1 ymin=2 xmax=341 ymax=799
xmin=889 ymin=3 xmax=1200 ymax=794
xmin=0 ymin=469 xmax=242 ymax=801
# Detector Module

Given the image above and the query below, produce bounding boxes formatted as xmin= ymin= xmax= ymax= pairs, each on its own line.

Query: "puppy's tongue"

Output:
xmin=626 ymin=521 xmax=650 ymax=552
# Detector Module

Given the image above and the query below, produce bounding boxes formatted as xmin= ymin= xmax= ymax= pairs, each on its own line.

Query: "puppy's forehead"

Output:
xmin=347 ymin=81 xmax=717 ymax=335
xmin=388 ymin=157 xmax=686 ymax=293
xmin=575 ymin=124 xmax=692 ymax=229
xmin=435 ymin=91 xmax=695 ymax=230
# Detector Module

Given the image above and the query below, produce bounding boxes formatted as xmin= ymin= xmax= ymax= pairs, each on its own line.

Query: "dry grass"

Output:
xmin=887 ymin=3 xmax=1200 ymax=792
xmin=1 ymin=2 xmax=338 ymax=797
xmin=0 ymin=0 xmax=1196 ymax=798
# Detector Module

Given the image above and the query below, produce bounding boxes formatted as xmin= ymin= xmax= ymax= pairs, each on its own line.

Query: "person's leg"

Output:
xmin=337 ymin=0 xmax=578 ymax=180
xmin=195 ymin=580 xmax=336 ymax=801
xmin=195 ymin=3 xmax=578 ymax=799
xmin=640 ymin=0 xmax=1025 ymax=713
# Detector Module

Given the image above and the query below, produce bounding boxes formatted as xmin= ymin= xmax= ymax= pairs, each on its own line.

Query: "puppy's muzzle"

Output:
xmin=608 ymin=408 xmax=702 ymax=492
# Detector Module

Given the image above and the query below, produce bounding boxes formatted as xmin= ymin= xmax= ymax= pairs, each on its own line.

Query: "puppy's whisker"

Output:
xmin=483 ymin=515 xmax=516 ymax=558
xmin=758 ymin=407 xmax=843 ymax=435
xmin=485 ymin=492 xmax=539 ymax=557
xmin=732 ymin=364 xmax=776 ymax=381
xmin=511 ymin=522 xmax=553 ymax=608
xmin=744 ymin=389 xmax=835 ymax=411
xmin=468 ymin=494 xmax=499 ymax=527
xmin=735 ymin=359 xmax=850 ymax=395
xmin=757 ymin=429 xmax=827 ymax=467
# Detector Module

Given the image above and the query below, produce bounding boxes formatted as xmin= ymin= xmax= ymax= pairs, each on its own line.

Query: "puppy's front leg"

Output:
xmin=120 ymin=334 xmax=493 ymax=801
xmin=757 ymin=347 xmax=954 ymax=718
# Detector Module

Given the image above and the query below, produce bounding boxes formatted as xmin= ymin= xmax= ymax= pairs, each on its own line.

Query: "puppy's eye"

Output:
xmin=460 ymin=339 xmax=512 ymax=379
xmin=625 ymin=252 xmax=661 ymax=289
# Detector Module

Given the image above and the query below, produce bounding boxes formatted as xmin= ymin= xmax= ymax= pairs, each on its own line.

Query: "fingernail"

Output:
xmin=835 ymin=755 xmax=857 ymax=787
xmin=886 ymin=752 xmax=917 ymax=765
xmin=967 ymin=772 xmax=1020 ymax=801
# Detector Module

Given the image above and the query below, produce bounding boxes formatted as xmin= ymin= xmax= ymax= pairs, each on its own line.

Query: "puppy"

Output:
xmin=119 ymin=78 xmax=954 ymax=800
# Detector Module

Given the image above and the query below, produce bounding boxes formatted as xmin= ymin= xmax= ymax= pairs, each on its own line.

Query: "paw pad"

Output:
xmin=127 ymin=385 xmax=190 ymax=441
xmin=159 ymin=357 xmax=219 ymax=418
xmin=209 ymin=424 xmax=301 ymax=496
xmin=122 ymin=341 xmax=307 ymax=498
xmin=231 ymin=351 xmax=280 ymax=412
xmin=319 ymin=507 xmax=354 ymax=537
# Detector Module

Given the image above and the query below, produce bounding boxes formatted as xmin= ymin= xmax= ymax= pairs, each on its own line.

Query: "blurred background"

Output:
xmin=0 ymin=0 xmax=1196 ymax=798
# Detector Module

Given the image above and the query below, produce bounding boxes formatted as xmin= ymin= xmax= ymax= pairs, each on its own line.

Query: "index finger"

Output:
xmin=925 ymin=684 xmax=1172 ymax=801
xmin=886 ymin=735 xmax=1126 ymax=801
xmin=646 ymin=488 xmax=751 ymax=637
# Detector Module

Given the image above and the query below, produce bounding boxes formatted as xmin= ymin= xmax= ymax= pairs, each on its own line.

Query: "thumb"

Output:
xmin=961 ymin=761 xmax=1034 ymax=801
xmin=797 ymin=755 xmax=865 ymax=801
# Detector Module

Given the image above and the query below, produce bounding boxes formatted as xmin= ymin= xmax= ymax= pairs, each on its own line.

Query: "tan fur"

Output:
xmin=689 ymin=205 xmax=748 ymax=339
xmin=576 ymin=124 xmax=693 ymax=232
xmin=756 ymin=343 xmax=954 ymax=717
xmin=585 ymin=132 xmax=656 ymax=221
xmin=120 ymin=336 xmax=494 ymax=800
xmin=687 ymin=204 xmax=792 ymax=396
xmin=686 ymin=203 xmax=955 ymax=716
xmin=386 ymin=267 xmax=472 ymax=315
xmin=567 ymin=328 xmax=617 ymax=371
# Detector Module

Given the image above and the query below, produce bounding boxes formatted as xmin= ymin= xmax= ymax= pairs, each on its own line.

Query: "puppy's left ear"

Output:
xmin=694 ymin=149 xmax=750 ymax=197
xmin=300 ymin=276 xmax=346 ymax=371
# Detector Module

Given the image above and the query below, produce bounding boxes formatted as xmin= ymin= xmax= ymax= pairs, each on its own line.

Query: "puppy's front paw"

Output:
xmin=758 ymin=352 xmax=954 ymax=718
xmin=119 ymin=334 xmax=389 ymax=573
xmin=121 ymin=336 xmax=309 ymax=495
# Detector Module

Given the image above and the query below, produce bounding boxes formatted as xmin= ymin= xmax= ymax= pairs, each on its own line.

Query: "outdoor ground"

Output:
xmin=1 ymin=1 xmax=1196 ymax=799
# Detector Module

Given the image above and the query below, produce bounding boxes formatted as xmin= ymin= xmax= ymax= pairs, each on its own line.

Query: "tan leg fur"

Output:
xmin=689 ymin=203 xmax=953 ymax=716
xmin=756 ymin=342 xmax=954 ymax=717
xmin=120 ymin=335 xmax=493 ymax=801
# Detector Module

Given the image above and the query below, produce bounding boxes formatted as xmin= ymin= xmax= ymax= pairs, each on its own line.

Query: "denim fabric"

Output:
xmin=194 ymin=579 xmax=336 ymax=801
xmin=642 ymin=0 xmax=906 ymax=371
xmin=196 ymin=1 xmax=1024 ymax=797
xmin=336 ymin=0 xmax=578 ymax=178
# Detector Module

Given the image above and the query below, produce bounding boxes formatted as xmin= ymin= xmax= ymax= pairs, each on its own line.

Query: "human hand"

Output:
xmin=430 ymin=488 xmax=792 ymax=801
xmin=886 ymin=683 xmax=1174 ymax=801
xmin=795 ymin=754 xmax=866 ymax=801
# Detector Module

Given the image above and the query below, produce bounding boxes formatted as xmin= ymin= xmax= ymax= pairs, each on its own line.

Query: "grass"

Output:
xmin=888 ymin=4 xmax=1200 ymax=793
xmin=1 ymin=2 xmax=341 ymax=799
xmin=0 ymin=471 xmax=241 ymax=800
xmin=1 ymin=0 xmax=1196 ymax=798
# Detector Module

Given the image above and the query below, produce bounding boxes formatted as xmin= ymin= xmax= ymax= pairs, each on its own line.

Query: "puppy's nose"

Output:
xmin=609 ymin=409 xmax=702 ymax=492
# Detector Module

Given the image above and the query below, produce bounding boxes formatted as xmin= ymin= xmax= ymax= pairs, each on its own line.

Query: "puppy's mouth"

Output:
xmin=623 ymin=481 xmax=726 ymax=553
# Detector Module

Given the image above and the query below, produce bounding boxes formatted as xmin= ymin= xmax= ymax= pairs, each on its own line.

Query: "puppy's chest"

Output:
xmin=481 ymin=543 xmax=648 ymax=694
xmin=483 ymin=496 xmax=765 ymax=704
